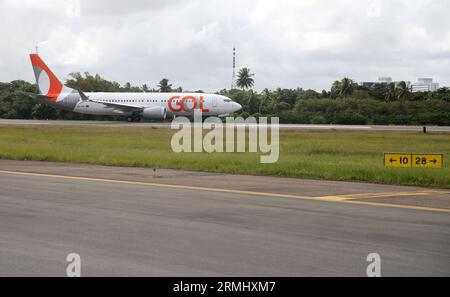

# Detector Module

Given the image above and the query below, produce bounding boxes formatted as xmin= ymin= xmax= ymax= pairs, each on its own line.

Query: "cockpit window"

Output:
xmin=223 ymin=99 xmax=232 ymax=102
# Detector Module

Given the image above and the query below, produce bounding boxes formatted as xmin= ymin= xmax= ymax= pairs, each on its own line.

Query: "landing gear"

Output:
xmin=126 ymin=115 xmax=142 ymax=122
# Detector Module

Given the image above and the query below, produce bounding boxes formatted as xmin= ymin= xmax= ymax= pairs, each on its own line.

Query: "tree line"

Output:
xmin=0 ymin=69 xmax=449 ymax=125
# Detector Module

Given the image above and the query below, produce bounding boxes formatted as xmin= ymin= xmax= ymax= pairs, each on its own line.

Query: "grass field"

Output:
xmin=0 ymin=125 xmax=449 ymax=188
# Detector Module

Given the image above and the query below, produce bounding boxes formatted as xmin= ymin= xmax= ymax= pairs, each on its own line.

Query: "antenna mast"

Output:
xmin=231 ymin=47 xmax=236 ymax=90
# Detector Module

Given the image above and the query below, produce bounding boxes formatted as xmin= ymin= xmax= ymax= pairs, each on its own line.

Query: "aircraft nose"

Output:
xmin=232 ymin=102 xmax=242 ymax=112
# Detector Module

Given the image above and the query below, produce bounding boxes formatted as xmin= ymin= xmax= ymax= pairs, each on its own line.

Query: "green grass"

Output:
xmin=0 ymin=125 xmax=449 ymax=188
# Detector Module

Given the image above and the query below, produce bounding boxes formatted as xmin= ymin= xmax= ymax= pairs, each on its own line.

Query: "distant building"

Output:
xmin=360 ymin=81 xmax=376 ymax=88
xmin=411 ymin=78 xmax=440 ymax=92
xmin=360 ymin=77 xmax=441 ymax=92
xmin=378 ymin=77 xmax=393 ymax=84
xmin=360 ymin=77 xmax=408 ymax=88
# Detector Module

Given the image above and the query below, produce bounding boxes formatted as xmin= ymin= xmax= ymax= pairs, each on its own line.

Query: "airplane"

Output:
xmin=24 ymin=53 xmax=242 ymax=122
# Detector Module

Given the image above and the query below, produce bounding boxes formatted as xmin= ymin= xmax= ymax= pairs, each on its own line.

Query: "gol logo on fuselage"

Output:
xmin=168 ymin=95 xmax=209 ymax=113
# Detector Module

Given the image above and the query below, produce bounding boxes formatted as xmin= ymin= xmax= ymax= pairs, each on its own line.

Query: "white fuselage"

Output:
xmin=72 ymin=92 xmax=241 ymax=117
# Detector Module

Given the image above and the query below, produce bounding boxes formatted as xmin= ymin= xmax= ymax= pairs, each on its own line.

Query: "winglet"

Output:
xmin=77 ymin=89 xmax=90 ymax=101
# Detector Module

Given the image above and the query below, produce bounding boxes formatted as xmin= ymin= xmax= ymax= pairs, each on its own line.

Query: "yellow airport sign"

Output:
xmin=412 ymin=154 xmax=443 ymax=168
xmin=384 ymin=153 xmax=412 ymax=168
xmin=384 ymin=153 xmax=443 ymax=169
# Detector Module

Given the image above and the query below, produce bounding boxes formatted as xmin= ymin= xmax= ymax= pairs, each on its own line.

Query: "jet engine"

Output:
xmin=142 ymin=106 xmax=166 ymax=120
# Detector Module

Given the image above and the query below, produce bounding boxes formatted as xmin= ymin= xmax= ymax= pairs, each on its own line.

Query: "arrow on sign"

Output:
xmin=431 ymin=159 xmax=437 ymax=164
xmin=390 ymin=158 xmax=396 ymax=163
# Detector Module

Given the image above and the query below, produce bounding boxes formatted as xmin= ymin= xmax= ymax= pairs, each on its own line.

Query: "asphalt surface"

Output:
xmin=0 ymin=161 xmax=449 ymax=276
xmin=1 ymin=119 xmax=449 ymax=132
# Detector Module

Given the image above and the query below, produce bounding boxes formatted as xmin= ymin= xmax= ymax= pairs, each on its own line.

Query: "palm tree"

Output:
xmin=384 ymin=83 xmax=396 ymax=102
xmin=331 ymin=80 xmax=342 ymax=98
xmin=158 ymin=78 xmax=172 ymax=92
xmin=339 ymin=78 xmax=354 ymax=98
xmin=236 ymin=68 xmax=255 ymax=90
xmin=396 ymin=81 xmax=409 ymax=103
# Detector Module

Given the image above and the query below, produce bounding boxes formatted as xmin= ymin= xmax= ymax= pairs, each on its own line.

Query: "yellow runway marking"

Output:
xmin=312 ymin=196 xmax=351 ymax=202
xmin=317 ymin=190 xmax=445 ymax=201
xmin=345 ymin=200 xmax=450 ymax=213
xmin=0 ymin=169 xmax=313 ymax=200
xmin=0 ymin=170 xmax=449 ymax=214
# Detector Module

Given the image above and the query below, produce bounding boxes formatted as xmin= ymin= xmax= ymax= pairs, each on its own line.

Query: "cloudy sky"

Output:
xmin=1 ymin=0 xmax=449 ymax=91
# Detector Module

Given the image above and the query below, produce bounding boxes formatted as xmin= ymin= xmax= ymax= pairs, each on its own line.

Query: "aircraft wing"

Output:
xmin=88 ymin=99 xmax=143 ymax=112
xmin=78 ymin=89 xmax=143 ymax=113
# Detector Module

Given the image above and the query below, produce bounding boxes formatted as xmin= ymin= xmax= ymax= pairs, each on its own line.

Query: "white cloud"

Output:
xmin=0 ymin=0 xmax=449 ymax=91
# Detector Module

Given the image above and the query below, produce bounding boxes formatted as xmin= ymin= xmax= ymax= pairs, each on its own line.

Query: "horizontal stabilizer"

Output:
xmin=16 ymin=91 xmax=53 ymax=101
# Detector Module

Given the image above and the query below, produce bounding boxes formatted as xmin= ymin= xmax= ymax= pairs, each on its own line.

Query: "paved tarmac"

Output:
xmin=0 ymin=160 xmax=449 ymax=276
xmin=1 ymin=119 xmax=449 ymax=132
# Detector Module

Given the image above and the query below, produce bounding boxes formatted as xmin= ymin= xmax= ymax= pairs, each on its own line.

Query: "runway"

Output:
xmin=1 ymin=119 xmax=449 ymax=132
xmin=0 ymin=160 xmax=449 ymax=276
